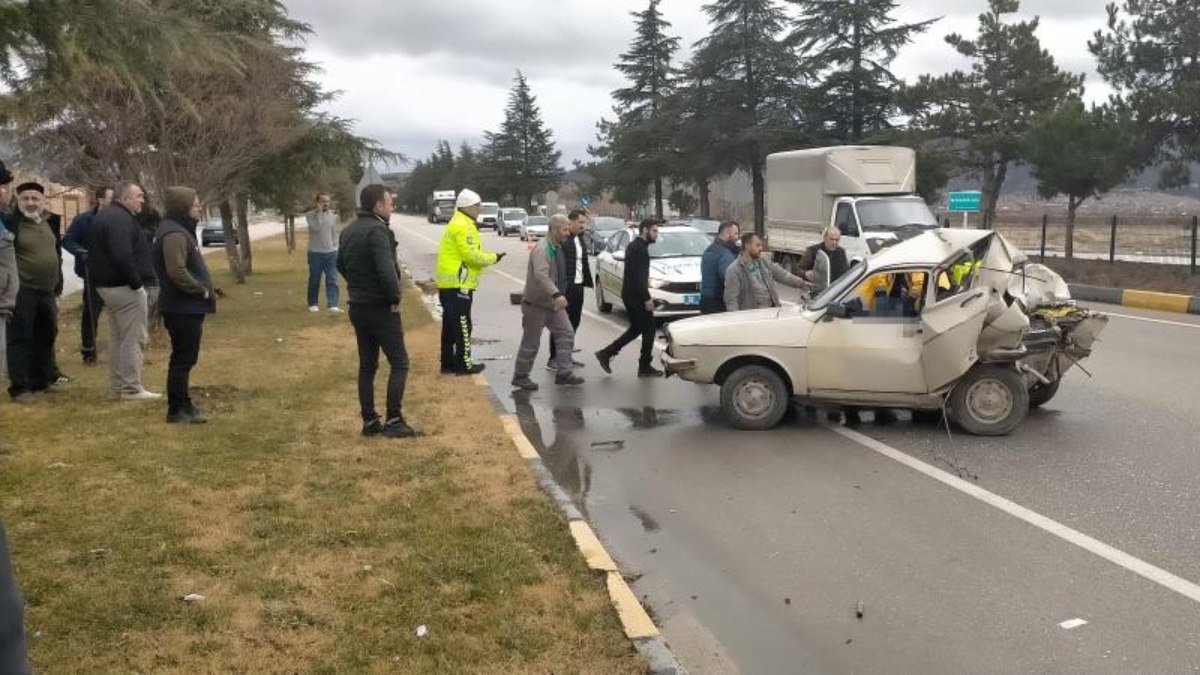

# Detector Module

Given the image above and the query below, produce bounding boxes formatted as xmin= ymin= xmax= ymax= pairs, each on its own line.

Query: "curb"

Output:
xmin=1068 ymin=283 xmax=1200 ymax=315
xmin=482 ymin=382 xmax=687 ymax=674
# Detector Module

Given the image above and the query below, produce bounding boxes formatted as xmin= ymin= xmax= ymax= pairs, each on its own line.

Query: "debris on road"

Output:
xmin=590 ymin=440 xmax=626 ymax=451
xmin=1059 ymin=618 xmax=1088 ymax=630
xmin=855 ymin=600 xmax=865 ymax=620
xmin=784 ymin=597 xmax=791 ymax=605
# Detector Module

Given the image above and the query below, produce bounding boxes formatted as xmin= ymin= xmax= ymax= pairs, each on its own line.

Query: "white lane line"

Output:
xmin=1104 ymin=311 xmax=1200 ymax=330
xmin=832 ymin=425 xmax=1200 ymax=605
xmin=1059 ymin=618 xmax=1088 ymax=630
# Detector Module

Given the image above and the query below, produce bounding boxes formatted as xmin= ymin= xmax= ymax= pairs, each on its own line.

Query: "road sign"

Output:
xmin=948 ymin=191 xmax=982 ymax=213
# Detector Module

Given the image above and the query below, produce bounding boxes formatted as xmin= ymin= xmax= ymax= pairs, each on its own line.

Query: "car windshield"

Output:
xmin=687 ymin=219 xmax=721 ymax=235
xmin=806 ymin=261 xmax=867 ymax=311
xmin=591 ymin=217 xmax=624 ymax=233
xmin=434 ymin=199 xmax=455 ymax=208
xmin=504 ymin=210 xmax=527 ymax=220
xmin=480 ymin=204 xmax=499 ymax=216
xmin=650 ymin=230 xmax=710 ymax=258
xmin=527 ymin=216 xmax=549 ymax=227
xmin=856 ymin=198 xmax=938 ymax=231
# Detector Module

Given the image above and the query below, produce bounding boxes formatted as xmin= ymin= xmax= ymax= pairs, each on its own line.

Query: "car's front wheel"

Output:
xmin=595 ymin=275 xmax=613 ymax=313
xmin=948 ymin=365 xmax=1029 ymax=436
xmin=1028 ymin=377 xmax=1060 ymax=408
xmin=720 ymin=365 xmax=790 ymax=430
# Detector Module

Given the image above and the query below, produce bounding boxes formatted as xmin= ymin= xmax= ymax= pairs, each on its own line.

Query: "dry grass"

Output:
xmin=0 ymin=237 xmax=642 ymax=673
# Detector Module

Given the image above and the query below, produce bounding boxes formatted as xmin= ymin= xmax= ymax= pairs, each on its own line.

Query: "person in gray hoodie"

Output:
xmin=512 ymin=214 xmax=584 ymax=391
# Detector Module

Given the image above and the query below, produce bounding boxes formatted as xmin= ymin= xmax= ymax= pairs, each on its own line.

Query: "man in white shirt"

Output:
xmin=547 ymin=208 xmax=591 ymax=369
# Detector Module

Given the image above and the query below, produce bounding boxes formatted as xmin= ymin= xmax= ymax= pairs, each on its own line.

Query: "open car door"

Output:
xmin=921 ymin=254 xmax=990 ymax=392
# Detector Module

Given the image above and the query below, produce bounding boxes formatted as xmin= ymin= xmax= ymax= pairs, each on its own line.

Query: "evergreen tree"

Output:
xmin=482 ymin=71 xmax=562 ymax=207
xmin=610 ymin=0 xmax=680 ymax=218
xmin=786 ymin=0 xmax=937 ymax=143
xmin=905 ymin=0 xmax=1082 ymax=224
xmin=693 ymin=0 xmax=804 ymax=233
xmin=1090 ymin=1 xmax=1200 ymax=184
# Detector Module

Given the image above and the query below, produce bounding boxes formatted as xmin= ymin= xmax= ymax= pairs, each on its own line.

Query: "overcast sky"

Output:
xmin=283 ymin=0 xmax=1112 ymax=170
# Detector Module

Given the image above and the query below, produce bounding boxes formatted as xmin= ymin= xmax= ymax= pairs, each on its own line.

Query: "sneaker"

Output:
xmin=595 ymin=350 xmax=612 ymax=374
xmin=637 ymin=366 xmax=664 ymax=378
xmin=120 ymin=389 xmax=163 ymax=401
xmin=382 ymin=417 xmax=419 ymax=438
xmin=308 ymin=305 xmax=320 ymax=313
xmin=52 ymin=375 xmax=71 ymax=387
xmin=511 ymin=376 xmax=539 ymax=391
xmin=362 ymin=417 xmax=383 ymax=437
xmin=555 ymin=373 xmax=585 ymax=386
xmin=455 ymin=363 xmax=486 ymax=376
xmin=166 ymin=408 xmax=208 ymax=425
xmin=328 ymin=307 xmax=343 ymax=313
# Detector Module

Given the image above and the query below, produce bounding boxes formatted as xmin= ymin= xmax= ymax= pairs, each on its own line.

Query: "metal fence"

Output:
xmin=936 ymin=212 xmax=1200 ymax=273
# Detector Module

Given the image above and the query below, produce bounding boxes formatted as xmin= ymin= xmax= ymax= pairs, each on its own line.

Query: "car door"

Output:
xmin=920 ymin=257 xmax=989 ymax=392
xmin=806 ymin=268 xmax=929 ymax=395
xmin=609 ymin=230 xmax=631 ymax=300
xmin=599 ymin=230 xmax=628 ymax=301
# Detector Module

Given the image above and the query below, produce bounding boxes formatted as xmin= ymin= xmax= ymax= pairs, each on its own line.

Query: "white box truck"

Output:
xmin=427 ymin=190 xmax=457 ymax=223
xmin=765 ymin=146 xmax=940 ymax=269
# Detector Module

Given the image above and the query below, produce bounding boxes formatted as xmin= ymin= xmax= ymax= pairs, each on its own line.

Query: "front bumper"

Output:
xmin=660 ymin=352 xmax=697 ymax=377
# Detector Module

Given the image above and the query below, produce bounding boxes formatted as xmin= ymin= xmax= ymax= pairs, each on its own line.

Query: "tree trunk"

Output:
xmin=981 ymin=158 xmax=1008 ymax=226
xmin=285 ymin=214 xmax=295 ymax=253
xmin=1065 ymin=197 xmax=1079 ymax=260
xmin=236 ymin=192 xmax=253 ymax=275
xmin=751 ymin=156 xmax=766 ymax=235
xmin=654 ymin=178 xmax=664 ymax=219
xmin=219 ymin=199 xmax=246 ymax=284
xmin=697 ymin=177 xmax=711 ymax=219
xmin=851 ymin=5 xmax=863 ymax=143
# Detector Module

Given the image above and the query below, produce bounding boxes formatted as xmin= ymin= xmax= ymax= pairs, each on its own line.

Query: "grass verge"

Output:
xmin=0 ymin=236 xmax=642 ymax=673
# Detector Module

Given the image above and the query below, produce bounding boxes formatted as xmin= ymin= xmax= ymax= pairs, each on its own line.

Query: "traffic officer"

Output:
xmin=436 ymin=189 xmax=503 ymax=375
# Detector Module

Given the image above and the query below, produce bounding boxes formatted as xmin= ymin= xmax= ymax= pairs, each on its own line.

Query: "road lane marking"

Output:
xmin=832 ymin=425 xmax=1200 ymax=605
xmin=1104 ymin=311 xmax=1200 ymax=330
xmin=1059 ymin=618 xmax=1088 ymax=630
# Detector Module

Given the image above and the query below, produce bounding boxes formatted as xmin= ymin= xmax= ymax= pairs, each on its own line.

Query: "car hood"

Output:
xmin=650 ymin=257 xmax=701 ymax=282
xmin=667 ymin=307 xmax=794 ymax=346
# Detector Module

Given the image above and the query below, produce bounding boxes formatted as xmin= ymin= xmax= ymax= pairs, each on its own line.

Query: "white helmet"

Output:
xmin=455 ymin=189 xmax=482 ymax=208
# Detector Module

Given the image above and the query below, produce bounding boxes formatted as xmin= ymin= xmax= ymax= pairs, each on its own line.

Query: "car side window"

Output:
xmin=932 ymin=253 xmax=979 ymax=304
xmin=834 ymin=203 xmax=859 ymax=237
xmin=843 ymin=269 xmax=929 ymax=318
xmin=610 ymin=231 xmax=628 ymax=253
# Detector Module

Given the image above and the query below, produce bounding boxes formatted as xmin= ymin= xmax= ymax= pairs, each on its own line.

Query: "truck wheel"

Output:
xmin=720 ymin=365 xmax=790 ymax=430
xmin=596 ymin=277 xmax=612 ymax=313
xmin=1028 ymin=378 xmax=1061 ymax=408
xmin=948 ymin=365 xmax=1029 ymax=436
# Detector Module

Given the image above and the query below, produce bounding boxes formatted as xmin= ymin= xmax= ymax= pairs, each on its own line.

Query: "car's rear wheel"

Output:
xmin=595 ymin=276 xmax=613 ymax=313
xmin=948 ymin=365 xmax=1029 ymax=436
xmin=720 ymin=365 xmax=790 ymax=431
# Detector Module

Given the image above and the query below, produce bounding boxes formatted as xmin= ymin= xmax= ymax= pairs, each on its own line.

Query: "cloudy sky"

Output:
xmin=283 ymin=0 xmax=1112 ymax=169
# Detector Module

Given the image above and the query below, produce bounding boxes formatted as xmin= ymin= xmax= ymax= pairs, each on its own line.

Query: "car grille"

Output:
xmin=660 ymin=282 xmax=700 ymax=294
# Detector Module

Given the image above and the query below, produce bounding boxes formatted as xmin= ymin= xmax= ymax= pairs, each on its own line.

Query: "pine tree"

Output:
xmin=611 ymin=0 xmax=680 ymax=218
xmin=693 ymin=0 xmax=804 ymax=233
xmin=786 ymin=0 xmax=937 ymax=143
xmin=905 ymin=0 xmax=1083 ymax=224
xmin=482 ymin=71 xmax=562 ymax=207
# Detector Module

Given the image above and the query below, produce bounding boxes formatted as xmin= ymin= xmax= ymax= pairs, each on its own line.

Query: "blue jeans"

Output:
xmin=307 ymin=251 xmax=340 ymax=308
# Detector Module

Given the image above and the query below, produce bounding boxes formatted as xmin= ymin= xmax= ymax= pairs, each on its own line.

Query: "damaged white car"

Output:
xmin=660 ymin=229 xmax=1108 ymax=436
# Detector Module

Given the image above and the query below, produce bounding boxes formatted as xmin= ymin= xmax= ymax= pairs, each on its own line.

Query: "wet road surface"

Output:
xmin=393 ymin=214 xmax=1200 ymax=674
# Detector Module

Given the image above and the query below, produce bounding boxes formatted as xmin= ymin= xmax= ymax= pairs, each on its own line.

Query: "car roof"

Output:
xmin=867 ymin=228 xmax=995 ymax=269
xmin=625 ymin=225 xmax=701 ymax=234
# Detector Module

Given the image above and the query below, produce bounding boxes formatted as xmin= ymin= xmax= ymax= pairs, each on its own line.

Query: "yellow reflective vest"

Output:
xmin=436 ymin=210 xmax=498 ymax=290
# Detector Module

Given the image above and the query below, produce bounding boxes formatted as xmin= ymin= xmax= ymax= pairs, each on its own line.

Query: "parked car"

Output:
xmin=477 ymin=202 xmax=500 ymax=229
xmin=672 ymin=218 xmax=722 ymax=240
xmin=497 ymin=208 xmax=528 ymax=236
xmin=522 ymin=215 xmax=549 ymax=239
xmin=594 ymin=225 xmax=710 ymax=317
xmin=585 ymin=216 xmax=627 ymax=255
xmin=200 ymin=220 xmax=237 ymax=247
xmin=659 ymin=229 xmax=1109 ymax=435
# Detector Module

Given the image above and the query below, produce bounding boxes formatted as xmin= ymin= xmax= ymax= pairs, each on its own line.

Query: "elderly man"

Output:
xmin=62 ymin=186 xmax=113 ymax=364
xmin=514 ymin=214 xmax=584 ymax=391
xmin=798 ymin=226 xmax=851 ymax=295
xmin=86 ymin=181 xmax=160 ymax=401
xmin=724 ymin=232 xmax=807 ymax=312
xmin=546 ymin=208 xmax=591 ymax=369
xmin=4 ymin=182 xmax=64 ymax=402
xmin=306 ymin=193 xmax=341 ymax=313
xmin=700 ymin=220 xmax=740 ymax=314
xmin=435 ymin=189 xmax=503 ymax=375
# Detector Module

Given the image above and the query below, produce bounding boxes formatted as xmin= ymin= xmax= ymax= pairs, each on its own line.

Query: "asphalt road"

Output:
xmin=392 ymin=214 xmax=1200 ymax=674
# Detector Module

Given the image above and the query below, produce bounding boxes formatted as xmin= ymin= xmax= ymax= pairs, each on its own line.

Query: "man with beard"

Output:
xmin=595 ymin=218 xmax=663 ymax=378
xmin=723 ymin=232 xmax=807 ymax=312
xmin=700 ymin=220 xmax=740 ymax=314
xmin=4 ymin=182 xmax=64 ymax=402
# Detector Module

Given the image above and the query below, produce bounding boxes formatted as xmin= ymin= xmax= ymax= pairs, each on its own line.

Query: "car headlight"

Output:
xmin=649 ymin=278 xmax=668 ymax=289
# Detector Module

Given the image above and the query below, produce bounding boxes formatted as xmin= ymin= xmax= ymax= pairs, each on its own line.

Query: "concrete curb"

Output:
xmin=1069 ymin=283 xmax=1200 ymax=315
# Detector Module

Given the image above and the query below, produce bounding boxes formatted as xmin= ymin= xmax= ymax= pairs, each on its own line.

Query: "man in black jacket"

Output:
xmin=153 ymin=187 xmax=216 ymax=424
xmin=337 ymin=185 xmax=418 ymax=439
xmin=4 ymin=182 xmax=64 ymax=401
xmin=546 ymin=208 xmax=592 ymax=369
xmin=595 ymin=218 xmax=662 ymax=377
xmin=86 ymin=181 xmax=160 ymax=401
xmin=61 ymin=186 xmax=113 ymax=364
xmin=797 ymin=226 xmax=851 ymax=295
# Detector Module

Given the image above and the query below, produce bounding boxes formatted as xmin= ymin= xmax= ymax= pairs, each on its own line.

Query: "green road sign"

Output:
xmin=948 ymin=191 xmax=982 ymax=212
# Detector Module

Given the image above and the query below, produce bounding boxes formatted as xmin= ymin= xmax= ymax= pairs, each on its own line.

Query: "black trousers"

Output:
xmin=438 ymin=289 xmax=474 ymax=370
xmin=80 ymin=275 xmax=104 ymax=359
xmin=6 ymin=288 xmax=57 ymax=398
xmin=601 ymin=299 xmax=656 ymax=370
xmin=548 ymin=284 xmax=585 ymax=360
xmin=350 ymin=303 xmax=410 ymax=422
xmin=162 ymin=312 xmax=205 ymax=413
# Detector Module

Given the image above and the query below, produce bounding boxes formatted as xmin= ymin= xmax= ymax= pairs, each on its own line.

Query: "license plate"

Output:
xmin=684 ymin=294 xmax=700 ymax=305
